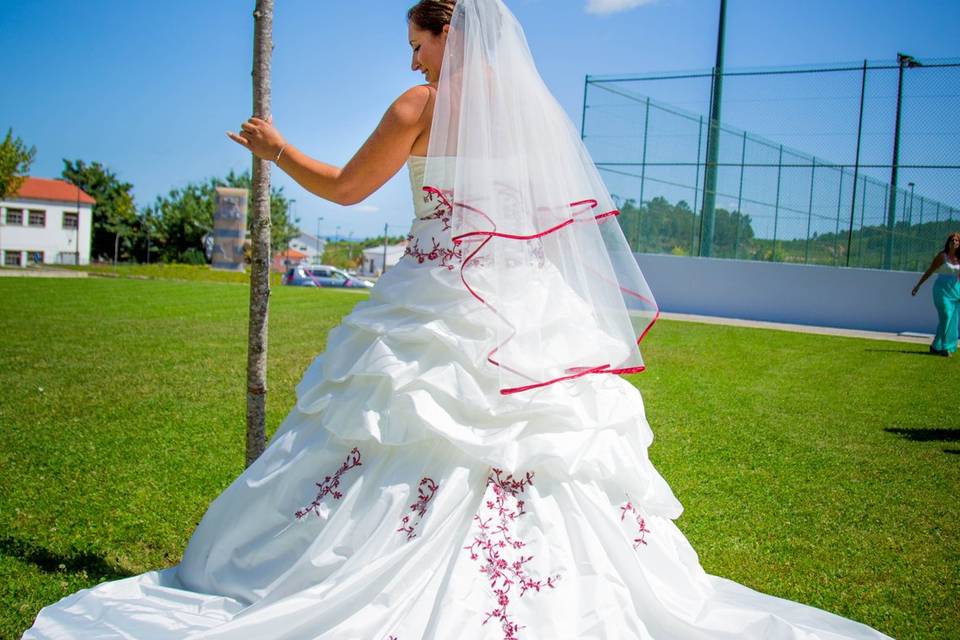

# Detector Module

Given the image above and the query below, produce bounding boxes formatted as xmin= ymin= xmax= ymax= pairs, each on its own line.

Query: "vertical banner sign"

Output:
xmin=213 ymin=187 xmax=249 ymax=271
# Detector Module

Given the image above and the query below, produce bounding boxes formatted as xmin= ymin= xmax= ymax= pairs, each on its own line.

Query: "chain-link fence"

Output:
xmin=583 ymin=59 xmax=960 ymax=271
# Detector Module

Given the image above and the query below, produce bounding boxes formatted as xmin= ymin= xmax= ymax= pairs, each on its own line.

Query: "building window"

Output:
xmin=28 ymin=210 xmax=46 ymax=227
xmin=5 ymin=209 xmax=23 ymax=225
xmin=4 ymin=250 xmax=22 ymax=267
xmin=63 ymin=212 xmax=79 ymax=228
xmin=58 ymin=252 xmax=78 ymax=265
xmin=27 ymin=250 xmax=45 ymax=264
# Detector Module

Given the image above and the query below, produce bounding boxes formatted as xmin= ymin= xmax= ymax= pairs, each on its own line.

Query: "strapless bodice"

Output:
xmin=402 ymin=156 xmax=460 ymax=270
xmin=407 ymin=155 xmax=429 ymax=217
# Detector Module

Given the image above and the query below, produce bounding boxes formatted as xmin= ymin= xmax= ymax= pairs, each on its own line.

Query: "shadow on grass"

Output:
xmin=863 ymin=348 xmax=935 ymax=356
xmin=0 ymin=536 xmax=134 ymax=582
xmin=884 ymin=427 xmax=960 ymax=442
xmin=944 ymin=449 xmax=960 ymax=455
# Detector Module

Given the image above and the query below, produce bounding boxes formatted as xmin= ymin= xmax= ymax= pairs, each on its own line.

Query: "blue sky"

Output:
xmin=2 ymin=0 xmax=958 ymax=240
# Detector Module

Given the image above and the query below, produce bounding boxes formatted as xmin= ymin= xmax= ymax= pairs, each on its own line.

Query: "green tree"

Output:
xmin=61 ymin=160 xmax=139 ymax=262
xmin=144 ymin=181 xmax=213 ymax=263
xmin=320 ymin=235 xmax=407 ymax=270
xmin=143 ymin=170 xmax=299 ymax=264
xmin=615 ymin=195 xmax=757 ymax=258
xmin=220 ymin=170 xmax=299 ymax=251
xmin=0 ymin=128 xmax=37 ymax=201
xmin=320 ymin=241 xmax=353 ymax=269
xmin=712 ymin=207 xmax=754 ymax=258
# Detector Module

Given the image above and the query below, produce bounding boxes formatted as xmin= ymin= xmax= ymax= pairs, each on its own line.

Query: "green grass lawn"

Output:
xmin=52 ymin=262 xmax=285 ymax=286
xmin=0 ymin=277 xmax=956 ymax=639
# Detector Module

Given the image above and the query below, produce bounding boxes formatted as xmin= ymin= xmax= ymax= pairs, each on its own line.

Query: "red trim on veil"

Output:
xmin=423 ymin=186 xmax=659 ymax=395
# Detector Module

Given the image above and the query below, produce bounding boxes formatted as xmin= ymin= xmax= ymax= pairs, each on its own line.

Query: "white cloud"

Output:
xmin=585 ymin=0 xmax=657 ymax=15
xmin=350 ymin=204 xmax=379 ymax=213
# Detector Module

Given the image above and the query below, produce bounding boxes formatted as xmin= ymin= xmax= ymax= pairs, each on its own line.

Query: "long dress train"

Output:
xmin=23 ymin=157 xmax=892 ymax=640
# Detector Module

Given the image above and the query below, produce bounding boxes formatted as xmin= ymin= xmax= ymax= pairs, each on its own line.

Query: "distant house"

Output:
xmin=0 ymin=177 xmax=95 ymax=266
xmin=273 ymin=248 xmax=307 ymax=272
xmin=289 ymin=231 xmax=326 ymax=264
xmin=360 ymin=242 xmax=408 ymax=277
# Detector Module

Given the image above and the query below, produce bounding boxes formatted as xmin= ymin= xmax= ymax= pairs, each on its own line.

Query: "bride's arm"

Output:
xmin=228 ymin=85 xmax=434 ymax=206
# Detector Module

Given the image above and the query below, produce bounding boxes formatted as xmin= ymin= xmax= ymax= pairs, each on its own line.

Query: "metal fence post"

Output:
xmin=917 ymin=197 xmax=924 ymax=270
xmin=857 ymin=175 xmax=867 ymax=267
xmin=637 ymin=96 xmax=651 ymax=251
xmin=804 ymin=158 xmax=816 ymax=264
xmin=897 ymin=189 xmax=908 ymax=270
xmin=880 ymin=183 xmax=890 ymax=268
xmin=906 ymin=185 xmax=915 ymax=269
xmin=692 ymin=116 xmax=704 ymax=256
xmin=580 ymin=75 xmax=589 ymax=139
xmin=772 ymin=144 xmax=783 ymax=262
xmin=734 ymin=130 xmax=747 ymax=259
xmin=834 ymin=169 xmax=845 ymax=266
xmin=846 ymin=60 xmax=868 ymax=267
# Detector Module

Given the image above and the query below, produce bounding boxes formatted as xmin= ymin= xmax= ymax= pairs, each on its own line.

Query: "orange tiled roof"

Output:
xmin=12 ymin=177 xmax=96 ymax=205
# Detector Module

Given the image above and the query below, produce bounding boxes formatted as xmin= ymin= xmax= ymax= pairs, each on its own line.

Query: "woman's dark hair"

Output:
xmin=945 ymin=232 xmax=960 ymax=254
xmin=407 ymin=0 xmax=456 ymax=35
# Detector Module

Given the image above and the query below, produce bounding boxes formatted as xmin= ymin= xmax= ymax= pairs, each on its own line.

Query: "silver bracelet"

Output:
xmin=274 ymin=145 xmax=287 ymax=164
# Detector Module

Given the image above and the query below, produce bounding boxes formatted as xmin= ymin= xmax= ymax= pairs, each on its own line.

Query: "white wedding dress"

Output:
xmin=24 ymin=156 xmax=892 ymax=640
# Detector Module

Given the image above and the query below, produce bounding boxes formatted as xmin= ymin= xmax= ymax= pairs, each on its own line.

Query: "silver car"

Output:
xmin=281 ymin=265 xmax=374 ymax=289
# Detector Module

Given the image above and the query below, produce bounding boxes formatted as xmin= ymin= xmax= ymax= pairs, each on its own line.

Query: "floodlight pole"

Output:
xmin=884 ymin=52 xmax=921 ymax=270
xmin=700 ymin=0 xmax=727 ymax=257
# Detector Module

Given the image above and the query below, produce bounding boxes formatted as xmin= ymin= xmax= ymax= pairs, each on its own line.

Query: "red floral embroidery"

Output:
xmin=464 ymin=469 xmax=560 ymax=640
xmin=294 ymin=448 xmax=362 ymax=519
xmin=423 ymin=189 xmax=453 ymax=231
xmin=397 ymin=477 xmax=439 ymax=541
xmin=619 ymin=500 xmax=651 ymax=549
xmin=404 ymin=188 xmax=462 ymax=269
xmin=404 ymin=235 xmax=462 ymax=270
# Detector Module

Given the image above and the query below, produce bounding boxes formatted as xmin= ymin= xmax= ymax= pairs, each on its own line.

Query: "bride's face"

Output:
xmin=408 ymin=22 xmax=449 ymax=84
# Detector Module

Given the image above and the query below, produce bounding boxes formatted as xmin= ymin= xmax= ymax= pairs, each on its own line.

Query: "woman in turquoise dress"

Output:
xmin=912 ymin=232 xmax=960 ymax=356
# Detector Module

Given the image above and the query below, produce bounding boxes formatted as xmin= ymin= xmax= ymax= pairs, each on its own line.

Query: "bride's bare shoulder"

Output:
xmin=391 ymin=84 xmax=436 ymax=116
xmin=381 ymin=86 xmax=436 ymax=142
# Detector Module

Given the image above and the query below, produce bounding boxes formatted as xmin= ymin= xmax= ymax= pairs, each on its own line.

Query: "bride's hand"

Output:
xmin=227 ymin=116 xmax=287 ymax=161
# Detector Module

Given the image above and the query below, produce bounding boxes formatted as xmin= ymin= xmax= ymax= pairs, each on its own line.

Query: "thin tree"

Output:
xmin=0 ymin=128 xmax=37 ymax=201
xmin=246 ymin=0 xmax=274 ymax=467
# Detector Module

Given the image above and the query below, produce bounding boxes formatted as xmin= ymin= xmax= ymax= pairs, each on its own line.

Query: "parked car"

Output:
xmin=281 ymin=265 xmax=374 ymax=289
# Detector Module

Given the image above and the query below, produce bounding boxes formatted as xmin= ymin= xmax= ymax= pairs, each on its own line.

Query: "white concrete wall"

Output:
xmin=361 ymin=246 xmax=406 ymax=276
xmin=290 ymin=234 xmax=325 ymax=263
xmin=0 ymin=200 xmax=92 ymax=265
xmin=634 ymin=253 xmax=938 ymax=334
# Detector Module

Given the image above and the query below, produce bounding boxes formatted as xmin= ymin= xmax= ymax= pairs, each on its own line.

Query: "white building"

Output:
xmin=0 ymin=177 xmax=94 ymax=266
xmin=360 ymin=242 xmax=408 ymax=277
xmin=289 ymin=231 xmax=326 ymax=264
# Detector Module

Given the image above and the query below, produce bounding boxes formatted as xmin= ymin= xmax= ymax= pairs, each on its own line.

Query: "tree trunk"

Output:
xmin=246 ymin=0 xmax=274 ymax=468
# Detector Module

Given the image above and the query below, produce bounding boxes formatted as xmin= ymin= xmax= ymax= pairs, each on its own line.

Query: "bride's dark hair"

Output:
xmin=407 ymin=0 xmax=456 ymax=35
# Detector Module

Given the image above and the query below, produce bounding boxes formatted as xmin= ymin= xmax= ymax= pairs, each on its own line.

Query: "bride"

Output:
xmin=25 ymin=1 xmax=892 ymax=638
